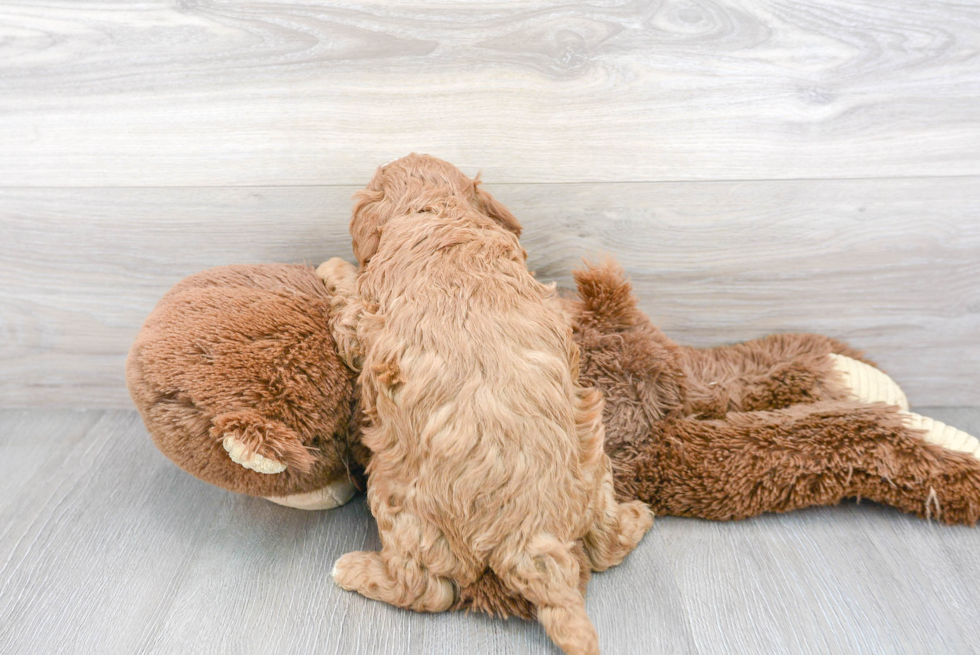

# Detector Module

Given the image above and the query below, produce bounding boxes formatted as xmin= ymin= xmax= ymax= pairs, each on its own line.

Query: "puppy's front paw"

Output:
xmin=316 ymin=257 xmax=357 ymax=293
xmin=221 ymin=435 xmax=287 ymax=474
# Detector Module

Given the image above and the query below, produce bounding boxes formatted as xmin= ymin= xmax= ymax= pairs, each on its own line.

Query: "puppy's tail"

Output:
xmin=492 ymin=534 xmax=599 ymax=655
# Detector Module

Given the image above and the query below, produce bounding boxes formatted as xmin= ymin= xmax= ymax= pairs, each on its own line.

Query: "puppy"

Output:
xmin=319 ymin=154 xmax=653 ymax=655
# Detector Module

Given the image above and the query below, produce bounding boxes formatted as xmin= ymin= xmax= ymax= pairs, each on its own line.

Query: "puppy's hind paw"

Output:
xmin=619 ymin=500 xmax=655 ymax=548
xmin=332 ymin=551 xmax=374 ymax=591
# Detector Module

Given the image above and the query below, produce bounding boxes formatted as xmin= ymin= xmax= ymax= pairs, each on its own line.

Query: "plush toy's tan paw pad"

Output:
xmin=211 ymin=410 xmax=317 ymax=473
xmin=901 ymin=412 xmax=980 ymax=460
xmin=829 ymin=354 xmax=909 ymax=410
xmin=265 ymin=479 xmax=357 ymax=510
xmin=222 ymin=435 xmax=287 ymax=474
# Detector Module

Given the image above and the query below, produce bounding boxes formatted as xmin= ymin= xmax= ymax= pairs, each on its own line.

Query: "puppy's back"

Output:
xmin=359 ymin=212 xmax=591 ymax=550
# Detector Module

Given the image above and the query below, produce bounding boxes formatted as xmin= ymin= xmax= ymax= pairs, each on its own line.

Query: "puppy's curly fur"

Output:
xmin=321 ymin=155 xmax=653 ymax=655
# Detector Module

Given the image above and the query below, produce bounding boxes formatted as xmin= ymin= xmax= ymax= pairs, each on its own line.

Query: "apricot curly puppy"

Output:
xmin=320 ymin=154 xmax=653 ymax=655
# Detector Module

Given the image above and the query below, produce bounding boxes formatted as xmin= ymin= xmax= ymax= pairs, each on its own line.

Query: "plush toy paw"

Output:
xmin=829 ymin=354 xmax=909 ymax=410
xmin=901 ymin=412 xmax=980 ymax=460
xmin=827 ymin=355 xmax=978 ymax=459
xmin=265 ymin=478 xmax=357 ymax=510
xmin=211 ymin=409 xmax=318 ymax=474
xmin=221 ymin=435 xmax=287 ymax=474
xmin=316 ymin=257 xmax=357 ymax=293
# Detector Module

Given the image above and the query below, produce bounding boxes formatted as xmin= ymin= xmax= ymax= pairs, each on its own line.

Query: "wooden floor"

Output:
xmin=1 ymin=407 xmax=979 ymax=654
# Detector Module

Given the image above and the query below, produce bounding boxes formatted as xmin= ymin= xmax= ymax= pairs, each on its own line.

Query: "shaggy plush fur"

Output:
xmin=321 ymin=155 xmax=652 ymax=655
xmin=126 ymin=264 xmax=365 ymax=499
xmin=569 ymin=262 xmax=980 ymax=526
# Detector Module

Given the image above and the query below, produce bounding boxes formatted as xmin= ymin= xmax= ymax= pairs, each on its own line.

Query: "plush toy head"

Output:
xmin=126 ymin=264 xmax=368 ymax=509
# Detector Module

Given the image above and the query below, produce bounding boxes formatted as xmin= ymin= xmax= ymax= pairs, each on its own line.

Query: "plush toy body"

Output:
xmin=128 ymin=260 xmax=980 ymax=621
xmin=571 ymin=263 xmax=980 ymax=526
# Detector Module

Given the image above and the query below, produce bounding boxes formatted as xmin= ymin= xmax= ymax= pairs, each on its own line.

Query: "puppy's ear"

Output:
xmin=473 ymin=176 xmax=522 ymax=237
xmin=350 ymin=187 xmax=384 ymax=266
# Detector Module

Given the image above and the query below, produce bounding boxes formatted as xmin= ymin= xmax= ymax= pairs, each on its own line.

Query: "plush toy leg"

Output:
xmin=829 ymin=353 xmax=909 ymax=410
xmin=613 ymin=401 xmax=980 ymax=525
xmin=679 ymin=334 xmax=915 ymax=415
xmin=678 ymin=334 xmax=868 ymax=416
xmin=826 ymin=357 xmax=975 ymax=453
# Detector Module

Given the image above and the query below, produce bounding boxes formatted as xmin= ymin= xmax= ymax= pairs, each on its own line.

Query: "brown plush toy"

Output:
xmin=127 ymin=259 xmax=980 ymax=619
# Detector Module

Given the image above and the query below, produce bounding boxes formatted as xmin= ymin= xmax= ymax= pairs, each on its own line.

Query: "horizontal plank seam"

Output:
xmin=3 ymin=173 xmax=980 ymax=191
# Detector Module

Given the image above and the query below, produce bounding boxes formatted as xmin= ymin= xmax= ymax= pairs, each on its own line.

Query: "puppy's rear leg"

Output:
xmin=332 ymin=547 xmax=455 ymax=613
xmin=583 ymin=468 xmax=654 ymax=571
xmin=492 ymin=534 xmax=600 ymax=655
xmin=573 ymin=386 xmax=654 ymax=571
xmin=332 ymin=506 xmax=457 ymax=613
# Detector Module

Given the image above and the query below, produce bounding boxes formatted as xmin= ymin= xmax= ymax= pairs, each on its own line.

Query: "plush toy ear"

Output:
xmin=473 ymin=176 xmax=522 ymax=236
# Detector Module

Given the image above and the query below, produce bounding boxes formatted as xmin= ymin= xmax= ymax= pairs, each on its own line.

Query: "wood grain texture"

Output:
xmin=1 ymin=0 xmax=979 ymax=186
xmin=1 ymin=408 xmax=978 ymax=654
xmin=2 ymin=178 xmax=978 ymax=408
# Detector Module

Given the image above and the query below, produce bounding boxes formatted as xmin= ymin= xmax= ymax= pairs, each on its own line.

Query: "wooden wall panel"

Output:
xmin=2 ymin=178 xmax=977 ymax=407
xmin=0 ymin=0 xmax=978 ymax=186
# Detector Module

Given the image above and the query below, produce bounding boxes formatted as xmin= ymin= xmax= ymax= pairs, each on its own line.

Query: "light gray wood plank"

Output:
xmin=0 ymin=411 xmax=232 ymax=654
xmin=0 ymin=409 xmax=102 ymax=516
xmin=664 ymin=505 xmax=980 ymax=654
xmin=1 ymin=1 xmax=979 ymax=186
xmin=1 ymin=408 xmax=979 ymax=654
xmin=2 ymin=178 xmax=978 ymax=408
